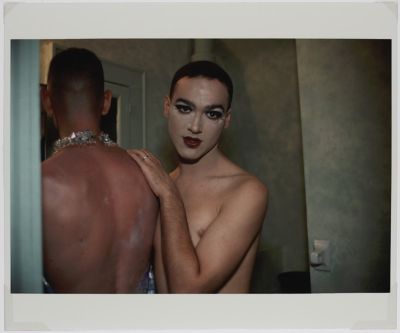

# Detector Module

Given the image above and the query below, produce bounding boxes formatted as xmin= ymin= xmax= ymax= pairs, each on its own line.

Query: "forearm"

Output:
xmin=126 ymin=149 xmax=208 ymax=292
xmin=159 ymin=189 xmax=201 ymax=293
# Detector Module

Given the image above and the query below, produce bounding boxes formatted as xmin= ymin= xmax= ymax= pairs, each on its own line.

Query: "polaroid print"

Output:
xmin=3 ymin=1 xmax=398 ymax=331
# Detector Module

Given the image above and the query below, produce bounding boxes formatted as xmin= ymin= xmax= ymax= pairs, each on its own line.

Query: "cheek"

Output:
xmin=167 ymin=114 xmax=184 ymax=138
xmin=205 ymin=121 xmax=225 ymax=142
xmin=168 ymin=112 xmax=193 ymax=131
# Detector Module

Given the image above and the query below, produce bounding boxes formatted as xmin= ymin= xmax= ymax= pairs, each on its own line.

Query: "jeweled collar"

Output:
xmin=53 ymin=130 xmax=116 ymax=154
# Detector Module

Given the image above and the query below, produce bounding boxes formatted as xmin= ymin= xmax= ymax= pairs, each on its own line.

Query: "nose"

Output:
xmin=188 ymin=112 xmax=202 ymax=134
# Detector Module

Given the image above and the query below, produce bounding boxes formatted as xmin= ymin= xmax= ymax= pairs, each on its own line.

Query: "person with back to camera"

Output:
xmin=41 ymin=48 xmax=158 ymax=293
xmin=129 ymin=60 xmax=268 ymax=293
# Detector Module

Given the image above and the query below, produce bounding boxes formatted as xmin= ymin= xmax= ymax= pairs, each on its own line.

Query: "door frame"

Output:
xmin=9 ymin=40 xmax=43 ymax=293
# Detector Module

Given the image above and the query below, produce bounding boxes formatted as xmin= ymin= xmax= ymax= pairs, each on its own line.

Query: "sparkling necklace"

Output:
xmin=53 ymin=130 xmax=116 ymax=154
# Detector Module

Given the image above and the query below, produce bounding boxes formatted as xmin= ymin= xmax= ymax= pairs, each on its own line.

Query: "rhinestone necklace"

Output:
xmin=53 ymin=130 xmax=116 ymax=154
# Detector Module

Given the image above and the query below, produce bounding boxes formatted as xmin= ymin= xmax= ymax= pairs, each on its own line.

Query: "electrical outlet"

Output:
xmin=310 ymin=239 xmax=331 ymax=272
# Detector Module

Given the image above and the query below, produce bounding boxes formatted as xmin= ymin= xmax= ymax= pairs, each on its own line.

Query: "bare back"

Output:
xmin=42 ymin=143 xmax=158 ymax=293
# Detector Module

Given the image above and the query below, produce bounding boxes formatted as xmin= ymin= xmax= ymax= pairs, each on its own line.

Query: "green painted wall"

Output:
xmin=297 ymin=39 xmax=391 ymax=292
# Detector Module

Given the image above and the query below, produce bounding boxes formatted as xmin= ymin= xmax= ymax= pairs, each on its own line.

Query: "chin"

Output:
xmin=177 ymin=152 xmax=203 ymax=163
xmin=175 ymin=147 xmax=204 ymax=163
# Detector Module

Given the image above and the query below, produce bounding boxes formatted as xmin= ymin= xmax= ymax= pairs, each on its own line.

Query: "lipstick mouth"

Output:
xmin=183 ymin=136 xmax=202 ymax=142
xmin=183 ymin=136 xmax=202 ymax=148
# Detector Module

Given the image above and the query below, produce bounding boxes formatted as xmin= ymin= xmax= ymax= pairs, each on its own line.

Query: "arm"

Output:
xmin=153 ymin=219 xmax=169 ymax=293
xmin=128 ymin=149 xmax=268 ymax=293
xmin=128 ymin=149 xmax=196 ymax=292
xmin=162 ymin=180 xmax=266 ymax=293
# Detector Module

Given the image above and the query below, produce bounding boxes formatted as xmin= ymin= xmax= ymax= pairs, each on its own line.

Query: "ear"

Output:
xmin=101 ymin=90 xmax=112 ymax=116
xmin=41 ymin=86 xmax=54 ymax=118
xmin=41 ymin=87 xmax=59 ymax=128
xmin=163 ymin=96 xmax=171 ymax=118
xmin=224 ymin=109 xmax=232 ymax=129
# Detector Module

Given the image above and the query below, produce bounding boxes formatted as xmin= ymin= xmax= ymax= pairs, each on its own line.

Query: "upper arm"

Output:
xmin=193 ymin=180 xmax=268 ymax=292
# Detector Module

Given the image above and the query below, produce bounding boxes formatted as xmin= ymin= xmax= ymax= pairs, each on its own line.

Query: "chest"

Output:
xmin=176 ymin=179 xmax=227 ymax=246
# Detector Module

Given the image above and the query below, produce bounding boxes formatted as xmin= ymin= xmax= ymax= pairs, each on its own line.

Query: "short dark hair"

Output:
xmin=169 ymin=60 xmax=233 ymax=108
xmin=47 ymin=48 xmax=104 ymax=107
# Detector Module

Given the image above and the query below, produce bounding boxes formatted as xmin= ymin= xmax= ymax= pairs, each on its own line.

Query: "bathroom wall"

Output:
xmin=296 ymin=39 xmax=391 ymax=292
xmin=214 ymin=39 xmax=310 ymax=292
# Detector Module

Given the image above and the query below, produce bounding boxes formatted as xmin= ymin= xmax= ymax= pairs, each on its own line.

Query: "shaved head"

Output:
xmin=47 ymin=48 xmax=104 ymax=113
xmin=169 ymin=60 xmax=233 ymax=109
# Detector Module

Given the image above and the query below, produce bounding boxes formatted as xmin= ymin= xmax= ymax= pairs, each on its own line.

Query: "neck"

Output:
xmin=53 ymin=129 xmax=116 ymax=154
xmin=58 ymin=124 xmax=101 ymax=139
xmin=55 ymin=105 xmax=101 ymax=139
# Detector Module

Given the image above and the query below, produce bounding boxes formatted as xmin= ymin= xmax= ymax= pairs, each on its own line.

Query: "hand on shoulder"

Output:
xmin=127 ymin=148 xmax=178 ymax=199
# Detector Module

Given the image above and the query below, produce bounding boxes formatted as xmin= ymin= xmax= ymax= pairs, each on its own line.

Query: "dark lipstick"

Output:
xmin=183 ymin=136 xmax=202 ymax=148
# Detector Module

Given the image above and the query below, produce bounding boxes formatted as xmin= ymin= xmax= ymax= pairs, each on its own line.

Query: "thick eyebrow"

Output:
xmin=175 ymin=98 xmax=226 ymax=113
xmin=205 ymin=104 xmax=226 ymax=113
xmin=175 ymin=98 xmax=195 ymax=108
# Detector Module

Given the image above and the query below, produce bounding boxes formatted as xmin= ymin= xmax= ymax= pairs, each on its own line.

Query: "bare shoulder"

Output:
xmin=41 ymin=146 xmax=147 ymax=195
xmin=214 ymin=162 xmax=268 ymax=234
xmin=41 ymin=153 xmax=61 ymax=175
xmin=41 ymin=154 xmax=75 ymax=217
xmin=41 ymin=153 xmax=70 ymax=187
xmin=228 ymin=170 xmax=268 ymax=207
xmin=42 ymin=146 xmax=158 ymax=216
xmin=222 ymin=160 xmax=268 ymax=202
xmin=210 ymin=158 xmax=269 ymax=229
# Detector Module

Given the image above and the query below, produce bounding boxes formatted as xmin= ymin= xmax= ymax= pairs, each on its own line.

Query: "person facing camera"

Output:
xmin=129 ymin=60 xmax=268 ymax=293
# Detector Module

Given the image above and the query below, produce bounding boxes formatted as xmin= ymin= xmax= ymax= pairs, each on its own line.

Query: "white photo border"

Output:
xmin=2 ymin=1 xmax=398 ymax=331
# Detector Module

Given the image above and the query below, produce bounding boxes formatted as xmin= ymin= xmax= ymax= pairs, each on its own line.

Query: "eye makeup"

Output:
xmin=172 ymin=98 xmax=226 ymax=120
xmin=174 ymin=103 xmax=192 ymax=113
xmin=205 ymin=110 xmax=224 ymax=120
xmin=204 ymin=104 xmax=225 ymax=121
xmin=173 ymin=98 xmax=194 ymax=114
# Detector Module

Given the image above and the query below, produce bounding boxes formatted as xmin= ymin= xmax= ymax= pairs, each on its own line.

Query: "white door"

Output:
xmin=104 ymin=81 xmax=131 ymax=148
xmin=103 ymin=61 xmax=145 ymax=150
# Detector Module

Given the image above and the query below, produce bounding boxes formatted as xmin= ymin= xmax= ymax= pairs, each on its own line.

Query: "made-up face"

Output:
xmin=164 ymin=76 xmax=232 ymax=162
